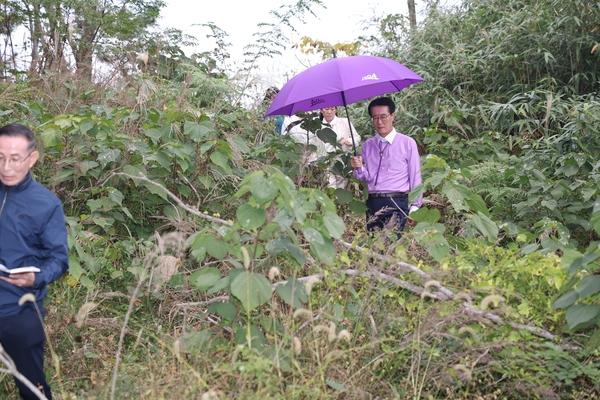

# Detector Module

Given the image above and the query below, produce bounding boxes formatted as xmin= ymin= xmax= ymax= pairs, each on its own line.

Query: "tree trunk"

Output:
xmin=407 ymin=0 xmax=417 ymax=31
xmin=71 ymin=5 xmax=99 ymax=81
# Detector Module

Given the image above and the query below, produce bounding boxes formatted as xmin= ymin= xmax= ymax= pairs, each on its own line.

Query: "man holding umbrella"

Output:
xmin=350 ymin=97 xmax=422 ymax=238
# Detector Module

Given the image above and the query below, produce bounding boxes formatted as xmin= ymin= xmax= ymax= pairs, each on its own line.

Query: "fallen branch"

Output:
xmin=337 ymin=239 xmax=455 ymax=299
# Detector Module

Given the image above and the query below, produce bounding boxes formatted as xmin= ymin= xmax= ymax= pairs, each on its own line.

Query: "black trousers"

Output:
xmin=366 ymin=196 xmax=409 ymax=239
xmin=0 ymin=309 xmax=51 ymax=400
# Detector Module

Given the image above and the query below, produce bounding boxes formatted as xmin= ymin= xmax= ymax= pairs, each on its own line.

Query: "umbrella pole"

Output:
xmin=340 ymin=90 xmax=357 ymax=156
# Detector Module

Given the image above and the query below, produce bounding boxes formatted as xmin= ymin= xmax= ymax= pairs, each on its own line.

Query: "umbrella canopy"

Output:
xmin=265 ymin=55 xmax=424 ymax=117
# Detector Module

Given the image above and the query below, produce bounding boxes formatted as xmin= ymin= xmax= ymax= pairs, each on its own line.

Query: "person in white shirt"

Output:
xmin=319 ymin=107 xmax=361 ymax=189
xmin=280 ymin=115 xmax=327 ymax=163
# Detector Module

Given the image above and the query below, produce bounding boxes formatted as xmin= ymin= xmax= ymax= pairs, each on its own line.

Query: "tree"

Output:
xmin=407 ymin=0 xmax=416 ymax=31
xmin=2 ymin=0 xmax=165 ymax=80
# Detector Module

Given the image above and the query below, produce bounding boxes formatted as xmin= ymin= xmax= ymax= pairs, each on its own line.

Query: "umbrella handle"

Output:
xmin=340 ymin=91 xmax=357 ymax=156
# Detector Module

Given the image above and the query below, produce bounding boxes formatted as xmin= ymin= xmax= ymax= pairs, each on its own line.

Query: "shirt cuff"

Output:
xmin=409 ymin=206 xmax=419 ymax=214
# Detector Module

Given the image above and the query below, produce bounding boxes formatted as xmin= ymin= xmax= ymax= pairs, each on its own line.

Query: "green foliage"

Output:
xmin=3 ymin=0 xmax=600 ymax=397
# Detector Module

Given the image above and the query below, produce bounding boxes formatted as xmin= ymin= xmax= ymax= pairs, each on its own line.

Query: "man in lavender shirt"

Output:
xmin=350 ymin=97 xmax=422 ymax=238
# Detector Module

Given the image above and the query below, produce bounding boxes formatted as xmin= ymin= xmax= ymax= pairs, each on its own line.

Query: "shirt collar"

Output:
xmin=377 ymin=128 xmax=397 ymax=144
xmin=324 ymin=116 xmax=338 ymax=126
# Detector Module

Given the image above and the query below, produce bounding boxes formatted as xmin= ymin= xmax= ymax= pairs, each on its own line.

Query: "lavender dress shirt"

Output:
xmin=353 ymin=128 xmax=423 ymax=210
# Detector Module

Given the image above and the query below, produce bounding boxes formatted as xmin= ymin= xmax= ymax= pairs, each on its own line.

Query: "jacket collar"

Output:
xmin=0 ymin=171 xmax=33 ymax=194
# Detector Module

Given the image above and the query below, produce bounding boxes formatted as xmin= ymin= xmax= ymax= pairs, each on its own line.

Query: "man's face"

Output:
xmin=370 ymin=105 xmax=395 ymax=137
xmin=0 ymin=136 xmax=38 ymax=186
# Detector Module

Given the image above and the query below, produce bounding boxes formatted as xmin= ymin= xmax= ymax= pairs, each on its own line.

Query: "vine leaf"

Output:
xmin=230 ymin=271 xmax=272 ymax=312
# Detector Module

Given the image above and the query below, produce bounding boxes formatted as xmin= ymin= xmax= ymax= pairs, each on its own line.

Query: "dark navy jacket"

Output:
xmin=0 ymin=172 xmax=69 ymax=317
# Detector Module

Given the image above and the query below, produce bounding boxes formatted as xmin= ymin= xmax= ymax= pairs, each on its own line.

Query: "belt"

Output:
xmin=368 ymin=192 xmax=408 ymax=199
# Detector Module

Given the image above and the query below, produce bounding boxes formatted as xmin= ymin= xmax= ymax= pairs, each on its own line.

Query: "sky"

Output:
xmin=159 ymin=0 xmax=417 ymax=89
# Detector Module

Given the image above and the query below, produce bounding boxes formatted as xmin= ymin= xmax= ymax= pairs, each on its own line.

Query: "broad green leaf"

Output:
xmin=465 ymin=193 xmax=489 ymax=216
xmin=78 ymin=160 xmax=99 ymax=175
xmin=309 ymin=189 xmax=336 ymax=213
xmin=309 ymin=236 xmax=335 ymax=265
xmin=53 ymin=168 xmax=75 ymax=184
xmin=79 ymin=119 xmax=95 ymax=135
xmin=189 ymin=233 xmax=228 ymax=260
xmin=249 ymin=175 xmax=278 ymax=204
xmin=210 ymin=150 xmax=230 ymax=170
xmin=566 ymin=304 xmax=600 ymax=330
xmin=531 ymin=169 xmax=545 ymax=180
xmin=591 ymin=211 xmax=600 ymax=236
xmin=581 ymin=187 xmax=597 ymax=201
xmin=275 ymin=276 xmax=308 ymax=309
xmin=583 ymin=251 xmax=600 ymax=264
xmin=184 ymin=121 xmax=213 ymax=142
xmin=540 ymin=237 xmax=560 ymax=253
xmin=145 ymin=128 xmax=164 ymax=144
xmin=334 ymin=188 xmax=353 ymax=205
xmin=272 ymin=209 xmax=295 ymax=230
xmin=553 ymin=290 xmax=579 ymax=310
xmin=233 ymin=324 xmax=266 ymax=348
xmin=122 ymin=164 xmax=146 ymax=182
xmin=592 ymin=198 xmax=600 ymax=213
xmin=197 ymin=175 xmax=214 ymax=189
xmin=207 ymin=301 xmax=237 ymax=322
xmin=521 ymin=243 xmax=540 ymax=254
xmin=41 ymin=128 xmax=63 ymax=148
xmin=265 ymin=237 xmax=306 ymax=266
xmin=143 ymin=180 xmax=168 ymax=200
xmin=206 ymin=276 xmax=231 ymax=296
xmin=189 ymin=267 xmax=221 ymax=292
xmin=576 ymin=275 xmax=600 ymax=299
xmin=409 ymin=183 xmax=427 ymax=204
xmin=68 ymin=255 xmax=84 ymax=280
xmin=472 ymin=212 xmax=498 ymax=242
xmin=316 ymin=127 xmax=338 ymax=147
xmin=424 ymin=169 xmax=449 ymax=187
xmin=230 ymin=271 xmax=272 ymax=312
xmin=54 ymin=117 xmax=72 ymax=128
xmin=426 ymin=233 xmax=450 ymax=261
xmin=199 ymin=141 xmax=214 ymax=155
xmin=230 ymin=135 xmax=250 ymax=153
xmin=410 ymin=207 xmax=440 ymax=224
xmin=349 ymin=199 xmax=366 ymax=214
xmin=303 ymin=227 xmax=324 ymax=245
xmin=541 ymin=199 xmax=557 ymax=210
xmin=559 ymin=159 xmax=579 ymax=177
xmin=97 ymin=149 xmax=120 ymax=167
xmin=442 ymin=182 xmax=469 ymax=212
xmin=323 ymin=211 xmax=345 ymax=239
xmin=107 ymin=189 xmax=124 ymax=206
xmin=236 ymin=204 xmax=266 ymax=230
xmin=146 ymin=150 xmax=171 ymax=170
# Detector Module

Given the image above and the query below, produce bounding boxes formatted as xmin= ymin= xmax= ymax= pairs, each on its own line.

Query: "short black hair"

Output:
xmin=263 ymin=86 xmax=280 ymax=103
xmin=368 ymin=97 xmax=396 ymax=116
xmin=0 ymin=124 xmax=36 ymax=151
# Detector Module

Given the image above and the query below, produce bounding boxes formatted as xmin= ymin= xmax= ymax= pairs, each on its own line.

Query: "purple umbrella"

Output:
xmin=265 ymin=55 xmax=423 ymax=153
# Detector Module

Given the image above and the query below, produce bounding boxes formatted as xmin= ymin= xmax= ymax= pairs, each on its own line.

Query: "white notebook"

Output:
xmin=0 ymin=264 xmax=41 ymax=274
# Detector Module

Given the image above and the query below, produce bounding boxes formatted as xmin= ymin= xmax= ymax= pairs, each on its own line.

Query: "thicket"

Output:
xmin=1 ymin=0 xmax=600 ymax=398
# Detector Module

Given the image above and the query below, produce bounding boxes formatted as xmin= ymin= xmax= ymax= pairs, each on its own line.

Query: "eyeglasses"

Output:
xmin=0 ymin=152 xmax=33 ymax=167
xmin=371 ymin=114 xmax=391 ymax=122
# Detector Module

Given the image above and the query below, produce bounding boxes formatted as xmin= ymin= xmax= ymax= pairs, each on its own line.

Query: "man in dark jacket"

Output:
xmin=0 ymin=123 xmax=69 ymax=400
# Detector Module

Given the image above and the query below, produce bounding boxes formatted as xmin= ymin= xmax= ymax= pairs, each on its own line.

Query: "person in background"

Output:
xmin=350 ymin=97 xmax=422 ymax=238
xmin=319 ymin=107 xmax=360 ymax=189
xmin=0 ymin=123 xmax=69 ymax=400
xmin=263 ymin=86 xmax=284 ymax=135
xmin=281 ymin=114 xmax=327 ymax=163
